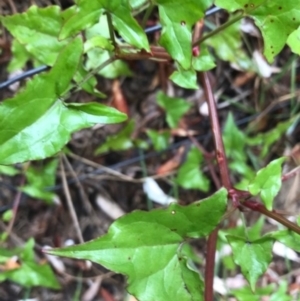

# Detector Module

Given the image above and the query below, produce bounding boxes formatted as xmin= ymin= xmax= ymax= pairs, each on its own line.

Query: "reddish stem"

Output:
xmin=281 ymin=165 xmax=300 ymax=182
xmin=200 ymin=72 xmax=233 ymax=301
xmin=243 ymin=200 xmax=300 ymax=235
xmin=204 ymin=227 xmax=219 ymax=301
xmin=199 ymin=72 xmax=232 ymax=191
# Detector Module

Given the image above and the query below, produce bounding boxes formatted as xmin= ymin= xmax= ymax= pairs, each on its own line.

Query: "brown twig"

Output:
xmin=63 ymin=154 xmax=93 ymax=214
xmin=60 ymin=155 xmax=84 ymax=244
xmin=5 ymin=176 xmax=25 ymax=240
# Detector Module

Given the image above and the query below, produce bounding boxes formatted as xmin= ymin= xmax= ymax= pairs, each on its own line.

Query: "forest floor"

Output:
xmin=0 ymin=0 xmax=300 ymax=300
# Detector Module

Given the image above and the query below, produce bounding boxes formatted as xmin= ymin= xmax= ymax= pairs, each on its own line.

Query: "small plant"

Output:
xmin=1 ymin=1 xmax=300 ymax=300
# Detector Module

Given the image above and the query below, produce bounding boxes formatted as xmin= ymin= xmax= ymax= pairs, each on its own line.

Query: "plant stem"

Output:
xmin=200 ymin=72 xmax=232 ymax=301
xmin=281 ymin=165 xmax=300 ymax=182
xmin=193 ymin=12 xmax=243 ymax=46
xmin=199 ymin=72 xmax=231 ymax=190
xmin=5 ymin=176 xmax=25 ymax=240
xmin=106 ymin=12 xmax=118 ymax=50
xmin=243 ymin=200 xmax=300 ymax=235
xmin=141 ymin=3 xmax=154 ymax=28
xmin=204 ymin=227 xmax=218 ymax=301
xmin=73 ymin=56 xmax=116 ymax=94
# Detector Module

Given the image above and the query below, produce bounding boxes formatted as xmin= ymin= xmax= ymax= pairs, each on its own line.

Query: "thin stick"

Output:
xmin=60 ymin=156 xmax=84 ymax=244
xmin=193 ymin=13 xmax=243 ymax=46
xmin=106 ymin=12 xmax=118 ymax=50
xmin=63 ymin=154 xmax=93 ymax=214
xmin=6 ymin=177 xmax=25 ymax=239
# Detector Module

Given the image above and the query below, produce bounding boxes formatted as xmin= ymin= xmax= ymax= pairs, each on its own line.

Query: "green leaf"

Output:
xmin=85 ymin=17 xmax=132 ymax=79
xmin=129 ymin=0 xmax=148 ymax=9
xmin=21 ymin=159 xmax=58 ymax=204
xmin=156 ymin=91 xmax=191 ymax=128
xmin=95 ymin=121 xmax=134 ymax=154
xmin=219 ymin=216 xmax=265 ymax=243
xmin=146 ymin=129 xmax=170 ymax=151
xmin=227 ymin=235 xmax=274 ymax=291
xmin=61 ymin=0 xmax=149 ymax=51
xmin=8 ymin=40 xmax=32 ymax=72
xmin=74 ymin=62 xmax=106 ymax=98
xmin=229 ymin=161 xmax=255 ymax=180
xmin=178 ymin=245 xmax=204 ymax=298
xmin=0 ymin=38 xmax=126 ymax=164
xmin=0 ymin=238 xmax=60 ymax=289
xmin=84 ymin=36 xmax=114 ymax=53
xmin=232 ymin=284 xmax=275 ymax=301
xmin=246 ymin=117 xmax=298 ymax=158
xmin=109 ymin=2 xmax=150 ymax=51
xmin=176 ymin=146 xmax=210 ymax=192
xmin=287 ymin=27 xmax=300 ymax=55
xmin=2 ymin=210 xmax=13 ymax=222
xmin=156 ymin=0 xmax=212 ymax=69
xmin=215 ymin=0 xmax=300 ymax=62
xmin=223 ymin=112 xmax=247 ymax=162
xmin=192 ymin=45 xmax=216 ymax=71
xmin=205 ymin=20 xmax=252 ymax=70
xmin=269 ymin=281 xmax=292 ymax=301
xmin=248 ymin=157 xmax=285 ymax=210
xmin=170 ymin=67 xmax=198 ymax=89
xmin=0 ymin=165 xmax=19 ymax=176
xmin=271 ymin=230 xmax=300 ymax=252
xmin=59 ymin=1 xmax=103 ymax=39
xmin=2 ymin=5 xmax=70 ymax=65
xmin=47 ymin=188 xmax=227 ymax=301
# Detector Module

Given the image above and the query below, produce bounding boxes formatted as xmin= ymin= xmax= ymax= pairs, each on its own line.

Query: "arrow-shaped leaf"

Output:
xmin=0 ymin=38 xmax=126 ymax=164
xmin=47 ymin=188 xmax=227 ymax=301
xmin=156 ymin=0 xmax=212 ymax=69
xmin=248 ymin=157 xmax=285 ymax=210
xmin=227 ymin=235 xmax=274 ymax=291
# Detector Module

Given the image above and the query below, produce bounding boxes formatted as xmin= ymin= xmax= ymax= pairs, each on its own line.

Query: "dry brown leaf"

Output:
xmin=1 ymin=256 xmax=21 ymax=271
xmin=112 ymin=79 xmax=129 ymax=116
xmin=156 ymin=146 xmax=185 ymax=175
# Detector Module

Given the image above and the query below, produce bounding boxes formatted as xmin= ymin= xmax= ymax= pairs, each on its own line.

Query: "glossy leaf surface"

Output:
xmin=47 ymin=188 xmax=228 ymax=301
xmin=156 ymin=0 xmax=212 ymax=69
xmin=60 ymin=0 xmax=149 ymax=51
xmin=2 ymin=5 xmax=69 ymax=65
xmin=227 ymin=235 xmax=274 ymax=291
xmin=0 ymin=38 xmax=126 ymax=164
xmin=170 ymin=68 xmax=198 ymax=89
xmin=248 ymin=157 xmax=285 ymax=210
